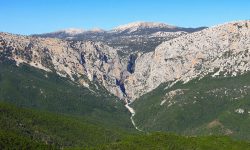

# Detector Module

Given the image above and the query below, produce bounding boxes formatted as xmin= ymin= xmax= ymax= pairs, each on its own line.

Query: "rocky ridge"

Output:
xmin=0 ymin=32 xmax=126 ymax=98
xmin=34 ymin=22 xmax=206 ymax=57
xmin=112 ymin=22 xmax=177 ymax=32
xmin=124 ymin=21 xmax=250 ymax=100
xmin=1 ymin=21 xmax=250 ymax=103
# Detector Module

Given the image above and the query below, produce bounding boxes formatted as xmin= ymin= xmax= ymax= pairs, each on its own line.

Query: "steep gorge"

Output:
xmin=1 ymin=21 xmax=250 ymax=132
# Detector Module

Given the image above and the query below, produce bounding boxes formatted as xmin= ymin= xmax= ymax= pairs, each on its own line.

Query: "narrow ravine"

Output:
xmin=125 ymin=102 xmax=143 ymax=132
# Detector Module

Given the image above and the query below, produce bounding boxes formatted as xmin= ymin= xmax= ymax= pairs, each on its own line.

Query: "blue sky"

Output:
xmin=0 ymin=0 xmax=249 ymax=35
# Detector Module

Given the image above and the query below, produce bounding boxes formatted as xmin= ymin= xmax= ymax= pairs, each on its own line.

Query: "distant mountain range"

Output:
xmin=33 ymin=22 xmax=206 ymax=57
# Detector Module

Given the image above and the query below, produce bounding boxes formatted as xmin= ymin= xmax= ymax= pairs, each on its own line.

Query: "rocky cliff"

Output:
xmin=1 ymin=21 xmax=250 ymax=102
xmin=0 ymin=32 xmax=126 ymax=98
xmin=125 ymin=21 xmax=250 ymax=100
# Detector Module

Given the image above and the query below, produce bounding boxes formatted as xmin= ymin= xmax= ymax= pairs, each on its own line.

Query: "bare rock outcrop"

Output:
xmin=0 ymin=33 xmax=125 ymax=98
xmin=1 ymin=21 xmax=250 ymax=102
xmin=125 ymin=21 xmax=250 ymax=100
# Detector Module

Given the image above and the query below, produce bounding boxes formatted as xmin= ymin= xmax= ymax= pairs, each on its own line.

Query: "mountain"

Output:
xmin=0 ymin=32 xmax=128 ymax=99
xmin=57 ymin=28 xmax=85 ymax=35
xmin=0 ymin=21 xmax=204 ymax=101
xmin=126 ymin=21 xmax=250 ymax=140
xmin=38 ymin=28 xmax=103 ymax=39
xmin=1 ymin=20 xmax=250 ymax=149
xmin=30 ymin=22 xmax=206 ymax=100
xmin=125 ymin=21 xmax=250 ymax=100
xmin=33 ymin=22 xmax=206 ymax=57
xmin=1 ymin=49 xmax=249 ymax=150
xmin=113 ymin=22 xmax=177 ymax=32
xmin=0 ymin=61 xmax=133 ymax=129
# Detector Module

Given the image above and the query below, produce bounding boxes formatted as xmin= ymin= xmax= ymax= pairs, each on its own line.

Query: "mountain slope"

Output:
xmin=125 ymin=21 xmax=250 ymax=100
xmin=132 ymin=71 xmax=250 ymax=140
xmin=0 ymin=102 xmax=130 ymax=149
xmin=94 ymin=133 xmax=250 ymax=150
xmin=1 ymin=102 xmax=250 ymax=149
xmin=0 ymin=32 xmax=127 ymax=99
xmin=1 ymin=20 xmax=250 ymax=146
xmin=0 ymin=61 xmax=133 ymax=129
xmin=121 ymin=21 xmax=250 ymax=140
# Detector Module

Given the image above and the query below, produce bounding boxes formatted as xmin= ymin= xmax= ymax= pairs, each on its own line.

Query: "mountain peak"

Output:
xmin=88 ymin=28 xmax=105 ymax=33
xmin=113 ymin=21 xmax=177 ymax=31
xmin=57 ymin=28 xmax=85 ymax=35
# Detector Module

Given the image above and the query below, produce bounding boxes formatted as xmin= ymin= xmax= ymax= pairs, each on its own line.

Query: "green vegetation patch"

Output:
xmin=132 ymin=73 xmax=250 ymax=140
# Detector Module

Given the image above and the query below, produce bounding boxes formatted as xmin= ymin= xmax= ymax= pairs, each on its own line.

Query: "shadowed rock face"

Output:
xmin=127 ymin=54 xmax=137 ymax=74
xmin=1 ymin=21 xmax=250 ymax=102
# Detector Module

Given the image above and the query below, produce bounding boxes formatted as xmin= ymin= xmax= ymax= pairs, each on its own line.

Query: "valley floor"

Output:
xmin=125 ymin=103 xmax=143 ymax=132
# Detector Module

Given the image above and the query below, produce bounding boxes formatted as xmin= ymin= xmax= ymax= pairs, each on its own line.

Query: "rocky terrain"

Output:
xmin=1 ymin=21 xmax=250 ymax=102
xmin=0 ymin=22 xmax=206 ymax=101
xmin=125 ymin=21 xmax=250 ymax=100
xmin=0 ymin=33 xmax=126 ymax=98
xmin=34 ymin=22 xmax=206 ymax=58
xmin=1 ymin=20 xmax=250 ymax=142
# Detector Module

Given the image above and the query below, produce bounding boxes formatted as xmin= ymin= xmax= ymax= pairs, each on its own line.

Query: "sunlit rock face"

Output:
xmin=0 ymin=32 xmax=125 ymax=98
xmin=1 ymin=21 xmax=250 ymax=102
xmin=125 ymin=21 xmax=250 ymax=100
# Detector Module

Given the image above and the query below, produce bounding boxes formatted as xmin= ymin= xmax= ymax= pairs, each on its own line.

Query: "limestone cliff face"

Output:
xmin=125 ymin=21 xmax=250 ymax=100
xmin=1 ymin=21 xmax=250 ymax=102
xmin=0 ymin=33 xmax=125 ymax=98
